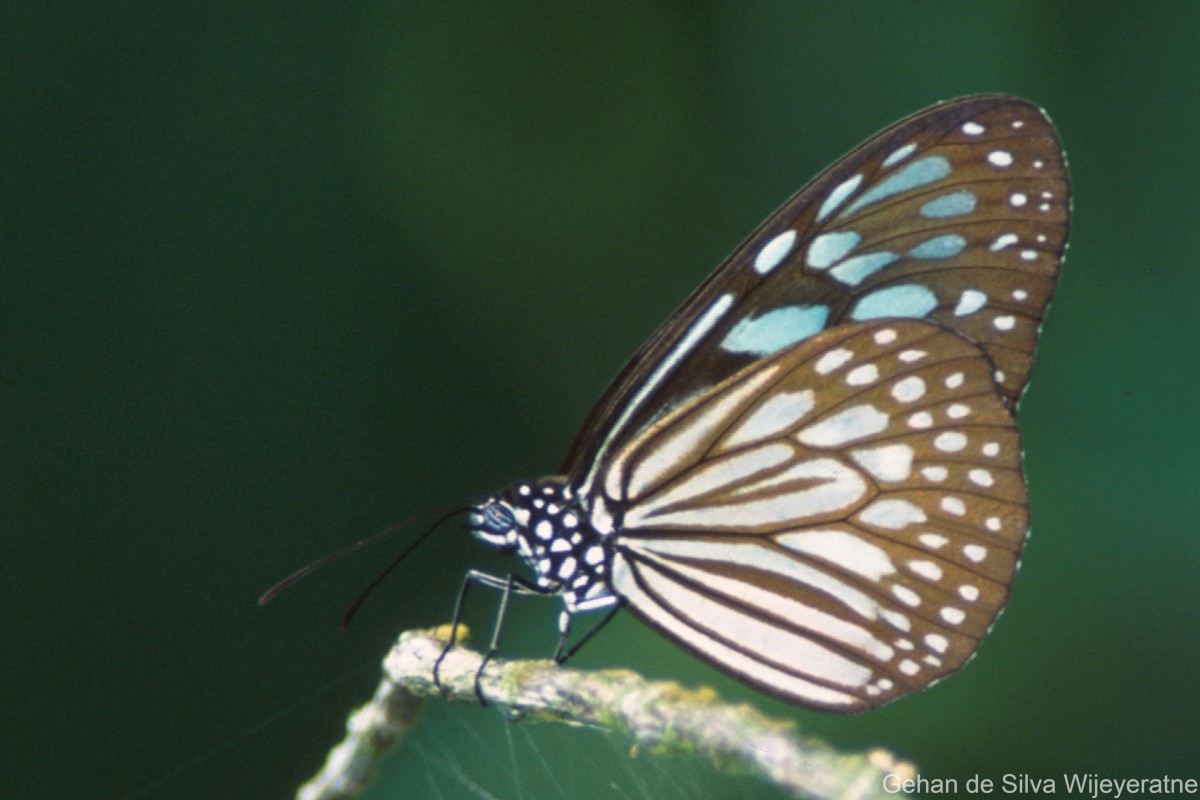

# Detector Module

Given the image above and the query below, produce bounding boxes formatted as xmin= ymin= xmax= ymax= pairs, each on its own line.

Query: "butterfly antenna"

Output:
xmin=340 ymin=506 xmax=468 ymax=630
xmin=258 ymin=506 xmax=468 ymax=606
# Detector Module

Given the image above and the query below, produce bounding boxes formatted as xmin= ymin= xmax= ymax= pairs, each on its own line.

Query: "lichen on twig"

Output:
xmin=295 ymin=626 xmax=914 ymax=800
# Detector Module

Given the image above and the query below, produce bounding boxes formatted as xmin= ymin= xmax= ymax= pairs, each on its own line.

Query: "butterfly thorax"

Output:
xmin=468 ymin=478 xmax=618 ymax=614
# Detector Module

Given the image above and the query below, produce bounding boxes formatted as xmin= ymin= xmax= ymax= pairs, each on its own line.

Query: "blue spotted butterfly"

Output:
xmin=455 ymin=95 xmax=1067 ymax=712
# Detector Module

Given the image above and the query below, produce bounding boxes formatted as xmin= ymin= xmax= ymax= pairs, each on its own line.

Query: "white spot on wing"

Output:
xmin=754 ymin=230 xmax=798 ymax=275
xmin=723 ymin=390 xmax=816 ymax=449
xmin=892 ymin=585 xmax=921 ymax=607
xmin=622 ymin=363 xmax=784 ymax=500
xmin=954 ymin=289 xmax=987 ymax=316
xmin=941 ymin=496 xmax=966 ymax=516
xmin=987 ymin=150 xmax=1013 ymax=167
xmin=921 ymin=466 xmax=948 ymax=482
xmin=797 ymin=404 xmax=890 ymax=447
xmin=908 ymin=411 xmax=933 ymax=429
xmin=846 ymin=364 xmax=879 ymax=386
xmin=934 ymin=432 xmax=967 ymax=452
xmin=941 ymin=607 xmax=966 ymax=625
xmin=881 ymin=142 xmax=917 ymax=167
xmin=859 ymin=498 xmax=927 ymax=530
xmin=777 ymin=530 xmax=896 ymax=581
xmin=815 ymin=347 xmax=853 ymax=374
xmin=850 ymin=444 xmax=914 ymax=482
xmin=919 ymin=533 xmax=948 ymax=549
xmin=891 ymin=376 xmax=926 ymax=403
xmin=817 ymin=174 xmax=863 ymax=221
xmin=908 ymin=560 xmax=943 ymax=581
xmin=990 ymin=233 xmax=1019 ymax=251
xmin=968 ymin=468 xmax=994 ymax=487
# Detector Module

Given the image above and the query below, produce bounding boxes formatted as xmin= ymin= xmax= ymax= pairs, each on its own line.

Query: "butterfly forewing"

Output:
xmin=563 ymin=95 xmax=1067 ymax=491
xmin=603 ymin=320 xmax=1026 ymax=712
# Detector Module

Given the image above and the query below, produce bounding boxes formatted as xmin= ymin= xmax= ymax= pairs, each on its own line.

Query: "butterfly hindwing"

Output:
xmin=602 ymin=319 xmax=1025 ymax=712
xmin=563 ymin=95 xmax=1067 ymax=492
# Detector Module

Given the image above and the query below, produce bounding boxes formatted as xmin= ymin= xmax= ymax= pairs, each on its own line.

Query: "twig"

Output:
xmin=296 ymin=626 xmax=915 ymax=800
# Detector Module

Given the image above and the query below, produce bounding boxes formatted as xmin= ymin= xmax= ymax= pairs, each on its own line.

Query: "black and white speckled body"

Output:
xmin=468 ymin=478 xmax=619 ymax=628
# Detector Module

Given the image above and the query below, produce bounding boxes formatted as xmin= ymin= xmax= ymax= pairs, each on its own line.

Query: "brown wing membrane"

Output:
xmin=603 ymin=320 xmax=1026 ymax=712
xmin=562 ymin=95 xmax=1067 ymax=493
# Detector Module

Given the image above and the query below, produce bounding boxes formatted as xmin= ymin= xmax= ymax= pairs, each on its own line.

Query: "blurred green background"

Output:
xmin=5 ymin=3 xmax=1198 ymax=799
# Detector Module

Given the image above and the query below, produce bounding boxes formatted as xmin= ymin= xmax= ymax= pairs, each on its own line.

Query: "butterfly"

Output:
xmin=451 ymin=94 xmax=1068 ymax=713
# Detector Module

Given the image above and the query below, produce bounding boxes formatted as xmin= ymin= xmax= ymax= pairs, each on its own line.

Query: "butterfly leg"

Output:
xmin=552 ymin=600 xmax=623 ymax=664
xmin=433 ymin=569 xmax=547 ymax=706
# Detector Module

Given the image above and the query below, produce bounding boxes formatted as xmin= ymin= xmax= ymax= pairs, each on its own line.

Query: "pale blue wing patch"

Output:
xmin=840 ymin=156 xmax=951 ymax=218
xmin=850 ymin=285 xmax=937 ymax=321
xmin=828 ymin=251 xmax=900 ymax=286
xmin=919 ymin=190 xmax=977 ymax=219
xmin=720 ymin=305 xmax=831 ymax=356
xmin=907 ymin=234 xmax=967 ymax=260
xmin=806 ymin=231 xmax=861 ymax=269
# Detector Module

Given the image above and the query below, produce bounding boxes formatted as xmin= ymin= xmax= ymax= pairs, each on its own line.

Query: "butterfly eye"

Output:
xmin=470 ymin=501 xmax=518 ymax=548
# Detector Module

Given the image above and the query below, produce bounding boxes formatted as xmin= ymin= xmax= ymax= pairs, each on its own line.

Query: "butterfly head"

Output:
xmin=467 ymin=497 xmax=521 ymax=553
